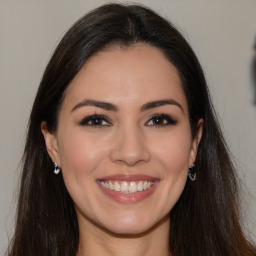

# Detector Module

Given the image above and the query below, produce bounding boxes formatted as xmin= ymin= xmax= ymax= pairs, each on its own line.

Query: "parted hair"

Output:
xmin=7 ymin=3 xmax=256 ymax=256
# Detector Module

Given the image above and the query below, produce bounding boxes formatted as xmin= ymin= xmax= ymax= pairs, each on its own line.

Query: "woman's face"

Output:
xmin=43 ymin=44 xmax=202 ymax=235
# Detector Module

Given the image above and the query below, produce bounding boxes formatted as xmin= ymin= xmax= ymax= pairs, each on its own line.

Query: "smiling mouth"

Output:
xmin=97 ymin=174 xmax=159 ymax=203
xmin=99 ymin=180 xmax=154 ymax=193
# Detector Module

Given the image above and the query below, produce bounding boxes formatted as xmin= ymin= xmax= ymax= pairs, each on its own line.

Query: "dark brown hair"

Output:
xmin=7 ymin=3 xmax=256 ymax=256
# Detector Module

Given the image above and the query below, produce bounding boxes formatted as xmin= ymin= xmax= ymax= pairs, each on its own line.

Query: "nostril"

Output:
xmin=109 ymin=138 xmax=150 ymax=166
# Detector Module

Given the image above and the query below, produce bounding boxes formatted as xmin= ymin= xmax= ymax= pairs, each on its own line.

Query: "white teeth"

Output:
xmin=137 ymin=181 xmax=143 ymax=191
xmin=100 ymin=180 xmax=154 ymax=193
xmin=128 ymin=182 xmax=137 ymax=193
xmin=114 ymin=181 xmax=121 ymax=192
xmin=121 ymin=181 xmax=129 ymax=192
xmin=109 ymin=181 xmax=114 ymax=190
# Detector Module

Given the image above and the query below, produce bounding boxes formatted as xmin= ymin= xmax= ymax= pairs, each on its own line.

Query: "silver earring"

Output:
xmin=53 ymin=162 xmax=60 ymax=174
xmin=188 ymin=163 xmax=196 ymax=181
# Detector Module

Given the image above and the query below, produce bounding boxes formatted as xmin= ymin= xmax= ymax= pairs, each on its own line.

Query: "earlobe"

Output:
xmin=189 ymin=119 xmax=203 ymax=166
xmin=41 ymin=121 xmax=60 ymax=166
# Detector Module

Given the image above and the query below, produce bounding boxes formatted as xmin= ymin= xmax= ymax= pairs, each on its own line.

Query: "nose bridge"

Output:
xmin=110 ymin=121 xmax=150 ymax=166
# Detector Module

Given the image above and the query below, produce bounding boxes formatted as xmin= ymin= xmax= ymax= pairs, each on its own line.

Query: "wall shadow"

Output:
xmin=252 ymin=36 xmax=256 ymax=105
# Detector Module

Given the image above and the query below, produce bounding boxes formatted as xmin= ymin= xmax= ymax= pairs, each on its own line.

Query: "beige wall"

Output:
xmin=1 ymin=0 xmax=255 ymax=253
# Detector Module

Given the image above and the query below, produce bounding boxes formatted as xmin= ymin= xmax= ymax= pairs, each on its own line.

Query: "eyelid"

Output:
xmin=145 ymin=113 xmax=178 ymax=126
xmin=79 ymin=114 xmax=112 ymax=127
xmin=78 ymin=113 xmax=177 ymax=127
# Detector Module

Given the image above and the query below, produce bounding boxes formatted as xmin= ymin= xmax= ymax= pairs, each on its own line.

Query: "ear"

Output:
xmin=189 ymin=119 xmax=203 ymax=166
xmin=41 ymin=121 xmax=61 ymax=167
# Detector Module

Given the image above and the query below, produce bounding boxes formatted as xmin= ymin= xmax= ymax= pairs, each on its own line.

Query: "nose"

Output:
xmin=109 ymin=125 xmax=151 ymax=166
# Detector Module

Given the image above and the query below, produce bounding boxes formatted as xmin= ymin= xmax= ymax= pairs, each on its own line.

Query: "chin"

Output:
xmin=98 ymin=212 xmax=168 ymax=236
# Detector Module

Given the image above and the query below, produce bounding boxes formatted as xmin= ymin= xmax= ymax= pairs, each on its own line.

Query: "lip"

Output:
xmin=96 ymin=174 xmax=159 ymax=204
xmin=98 ymin=174 xmax=158 ymax=182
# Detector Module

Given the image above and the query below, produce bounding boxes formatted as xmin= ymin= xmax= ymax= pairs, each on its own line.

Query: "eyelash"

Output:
xmin=146 ymin=114 xmax=177 ymax=127
xmin=79 ymin=114 xmax=111 ymax=127
xmin=79 ymin=114 xmax=177 ymax=127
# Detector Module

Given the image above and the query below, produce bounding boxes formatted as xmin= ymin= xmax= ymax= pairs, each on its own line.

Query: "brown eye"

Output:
xmin=146 ymin=114 xmax=177 ymax=126
xmin=79 ymin=115 xmax=110 ymax=127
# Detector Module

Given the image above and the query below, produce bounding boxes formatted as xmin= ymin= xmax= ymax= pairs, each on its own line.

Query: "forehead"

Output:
xmin=62 ymin=44 xmax=188 ymax=113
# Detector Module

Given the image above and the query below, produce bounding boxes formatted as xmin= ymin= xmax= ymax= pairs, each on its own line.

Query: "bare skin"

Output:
xmin=77 ymin=214 xmax=170 ymax=256
xmin=42 ymin=44 xmax=202 ymax=256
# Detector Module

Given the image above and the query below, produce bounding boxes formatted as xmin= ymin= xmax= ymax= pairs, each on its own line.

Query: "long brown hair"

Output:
xmin=7 ymin=3 xmax=256 ymax=256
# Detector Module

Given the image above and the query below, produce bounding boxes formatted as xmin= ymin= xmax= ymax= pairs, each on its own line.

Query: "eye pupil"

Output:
xmin=92 ymin=118 xmax=102 ymax=125
xmin=154 ymin=116 xmax=163 ymax=125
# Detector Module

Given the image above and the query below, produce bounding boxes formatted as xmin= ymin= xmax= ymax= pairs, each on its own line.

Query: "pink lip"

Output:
xmin=98 ymin=174 xmax=158 ymax=182
xmin=96 ymin=174 xmax=159 ymax=204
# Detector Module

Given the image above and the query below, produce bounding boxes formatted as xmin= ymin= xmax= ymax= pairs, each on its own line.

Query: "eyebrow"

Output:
xmin=71 ymin=99 xmax=118 ymax=112
xmin=71 ymin=99 xmax=184 ymax=113
xmin=140 ymin=99 xmax=184 ymax=113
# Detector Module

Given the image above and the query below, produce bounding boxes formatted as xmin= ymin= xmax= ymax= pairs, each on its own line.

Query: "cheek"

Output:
xmin=56 ymin=130 xmax=110 ymax=213
xmin=57 ymin=130 xmax=105 ymax=178
xmin=152 ymin=130 xmax=192 ymax=177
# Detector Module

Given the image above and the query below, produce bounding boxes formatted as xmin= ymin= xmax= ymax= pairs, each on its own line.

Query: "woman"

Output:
xmin=7 ymin=3 xmax=256 ymax=256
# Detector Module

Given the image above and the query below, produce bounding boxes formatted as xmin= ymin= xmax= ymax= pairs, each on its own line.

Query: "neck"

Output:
xmin=77 ymin=215 xmax=171 ymax=256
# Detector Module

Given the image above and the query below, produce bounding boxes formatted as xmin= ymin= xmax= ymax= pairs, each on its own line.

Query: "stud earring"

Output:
xmin=53 ymin=162 xmax=60 ymax=175
xmin=188 ymin=163 xmax=196 ymax=181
